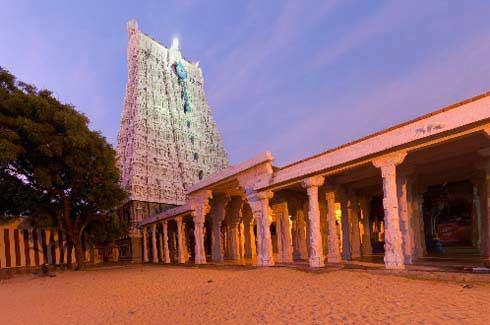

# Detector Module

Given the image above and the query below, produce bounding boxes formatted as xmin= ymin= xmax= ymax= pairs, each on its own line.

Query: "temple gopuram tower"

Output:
xmin=116 ymin=20 xmax=229 ymax=259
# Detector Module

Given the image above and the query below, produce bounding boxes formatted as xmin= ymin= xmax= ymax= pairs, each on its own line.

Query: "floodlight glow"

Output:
xmin=171 ymin=37 xmax=179 ymax=50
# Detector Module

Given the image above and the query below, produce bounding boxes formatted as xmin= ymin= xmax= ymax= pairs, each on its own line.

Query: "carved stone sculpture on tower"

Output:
xmin=116 ymin=19 xmax=229 ymax=260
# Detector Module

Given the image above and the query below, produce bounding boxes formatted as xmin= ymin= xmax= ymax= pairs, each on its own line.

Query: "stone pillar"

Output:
xmin=162 ymin=221 xmax=171 ymax=263
xmin=398 ymin=175 xmax=415 ymax=264
xmin=479 ymin=160 xmax=490 ymax=257
xmin=227 ymin=196 xmax=244 ymax=260
xmin=228 ymin=225 xmax=240 ymax=259
xmin=302 ymin=176 xmax=325 ymax=267
xmin=61 ymin=232 xmax=68 ymax=265
xmin=171 ymin=232 xmax=178 ymax=261
xmin=339 ymin=190 xmax=351 ymax=260
xmin=8 ymin=228 xmax=15 ymax=267
xmin=190 ymin=190 xmax=212 ymax=265
xmin=18 ymin=229 xmax=26 ymax=267
xmin=158 ymin=229 xmax=165 ymax=263
xmin=28 ymin=229 xmax=36 ymax=266
xmin=0 ymin=227 xmax=5 ymax=268
xmin=359 ymin=196 xmax=373 ymax=256
xmin=158 ymin=227 xmax=164 ymax=262
xmin=142 ymin=227 xmax=149 ymax=263
xmin=247 ymin=191 xmax=275 ymax=266
xmin=151 ymin=224 xmax=158 ymax=263
xmin=325 ymin=189 xmax=342 ymax=263
xmin=348 ymin=191 xmax=361 ymax=260
xmin=242 ymin=205 xmax=256 ymax=259
xmin=472 ymin=184 xmax=483 ymax=249
xmin=210 ymin=195 xmax=230 ymax=262
xmin=182 ymin=223 xmax=190 ymax=262
xmin=71 ymin=245 xmax=76 ymax=265
xmin=223 ymin=225 xmax=230 ymax=258
xmin=373 ymin=152 xmax=407 ymax=270
xmin=239 ymin=221 xmax=245 ymax=259
xmin=84 ymin=241 xmax=91 ymax=263
xmin=277 ymin=202 xmax=293 ymax=263
xmin=53 ymin=231 xmax=61 ymax=265
xmin=193 ymin=219 xmax=206 ymax=264
xmin=37 ymin=229 xmax=45 ymax=265
xmin=417 ymin=192 xmax=427 ymax=255
xmin=45 ymin=229 xmax=52 ymax=265
xmin=409 ymin=182 xmax=426 ymax=258
xmin=319 ymin=194 xmax=329 ymax=262
xmin=129 ymin=234 xmax=143 ymax=263
xmin=293 ymin=208 xmax=308 ymax=259
xmin=176 ymin=217 xmax=186 ymax=264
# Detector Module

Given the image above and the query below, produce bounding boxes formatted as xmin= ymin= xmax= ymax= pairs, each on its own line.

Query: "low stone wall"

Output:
xmin=0 ymin=226 xmax=110 ymax=269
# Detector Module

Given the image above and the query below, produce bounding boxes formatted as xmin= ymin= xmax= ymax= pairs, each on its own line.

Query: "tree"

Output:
xmin=0 ymin=67 xmax=128 ymax=269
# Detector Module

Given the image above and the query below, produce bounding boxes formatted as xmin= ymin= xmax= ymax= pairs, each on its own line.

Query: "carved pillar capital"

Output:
xmin=189 ymin=190 xmax=212 ymax=223
xmin=303 ymin=177 xmax=325 ymax=267
xmin=228 ymin=196 xmax=244 ymax=224
xmin=373 ymin=152 xmax=407 ymax=269
xmin=189 ymin=191 xmax=211 ymax=265
xmin=247 ymin=190 xmax=274 ymax=203
xmin=372 ymin=152 xmax=407 ymax=171
xmin=246 ymin=190 xmax=274 ymax=266
xmin=302 ymin=175 xmax=325 ymax=189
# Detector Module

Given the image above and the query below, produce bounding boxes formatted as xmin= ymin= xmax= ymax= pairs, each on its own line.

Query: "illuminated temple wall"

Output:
xmin=116 ymin=20 xmax=229 ymax=226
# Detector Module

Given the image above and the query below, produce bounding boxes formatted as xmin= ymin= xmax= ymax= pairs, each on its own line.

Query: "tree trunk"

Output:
xmin=72 ymin=235 xmax=85 ymax=270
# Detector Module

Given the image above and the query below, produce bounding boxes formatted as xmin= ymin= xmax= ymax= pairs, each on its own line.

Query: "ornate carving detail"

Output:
xmin=373 ymin=152 xmax=407 ymax=269
xmin=189 ymin=190 xmax=212 ymax=222
xmin=372 ymin=152 xmax=407 ymax=170
xmin=246 ymin=191 xmax=274 ymax=266
xmin=302 ymin=175 xmax=325 ymax=189
xmin=189 ymin=190 xmax=212 ymax=264
xmin=237 ymin=164 xmax=274 ymax=196
xmin=325 ymin=190 xmax=341 ymax=263
xmin=209 ymin=194 xmax=230 ymax=262
xmin=304 ymin=183 xmax=324 ymax=267
xmin=116 ymin=20 xmax=228 ymax=225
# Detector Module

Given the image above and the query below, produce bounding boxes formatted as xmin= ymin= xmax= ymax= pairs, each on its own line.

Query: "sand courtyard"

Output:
xmin=0 ymin=265 xmax=489 ymax=324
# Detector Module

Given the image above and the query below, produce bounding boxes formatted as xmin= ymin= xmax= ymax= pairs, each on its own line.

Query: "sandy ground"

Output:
xmin=0 ymin=265 xmax=489 ymax=324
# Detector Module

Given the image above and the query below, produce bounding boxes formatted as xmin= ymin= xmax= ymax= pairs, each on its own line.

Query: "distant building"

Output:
xmin=116 ymin=20 xmax=228 ymax=260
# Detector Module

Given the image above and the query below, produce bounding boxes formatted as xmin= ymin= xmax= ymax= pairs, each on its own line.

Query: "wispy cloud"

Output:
xmin=271 ymin=28 xmax=490 ymax=165
xmin=208 ymin=0 xmax=338 ymax=110
xmin=311 ymin=1 xmax=438 ymax=69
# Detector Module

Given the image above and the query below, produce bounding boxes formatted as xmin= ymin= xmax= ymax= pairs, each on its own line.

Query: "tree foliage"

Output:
xmin=0 ymin=67 xmax=128 ymax=268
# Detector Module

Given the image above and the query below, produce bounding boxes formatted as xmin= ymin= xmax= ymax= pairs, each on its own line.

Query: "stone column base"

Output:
xmin=195 ymin=257 xmax=207 ymax=265
xmin=384 ymin=259 xmax=406 ymax=270
xmin=309 ymin=257 xmax=325 ymax=268
xmin=257 ymin=258 xmax=274 ymax=267
xmin=327 ymin=255 xmax=342 ymax=264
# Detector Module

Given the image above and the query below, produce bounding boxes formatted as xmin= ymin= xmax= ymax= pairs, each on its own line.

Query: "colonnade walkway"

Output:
xmin=139 ymin=92 xmax=490 ymax=271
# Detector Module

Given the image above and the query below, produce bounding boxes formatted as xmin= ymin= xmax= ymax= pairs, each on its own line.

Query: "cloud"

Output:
xmin=207 ymin=0 xmax=338 ymax=110
xmin=310 ymin=1 xmax=438 ymax=69
xmin=270 ymin=28 xmax=490 ymax=165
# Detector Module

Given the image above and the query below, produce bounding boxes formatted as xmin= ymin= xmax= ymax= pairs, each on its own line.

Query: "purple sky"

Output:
xmin=2 ymin=1 xmax=490 ymax=165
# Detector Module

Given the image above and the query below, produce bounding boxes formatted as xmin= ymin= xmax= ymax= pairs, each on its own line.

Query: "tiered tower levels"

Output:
xmin=117 ymin=20 xmax=228 ymax=222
